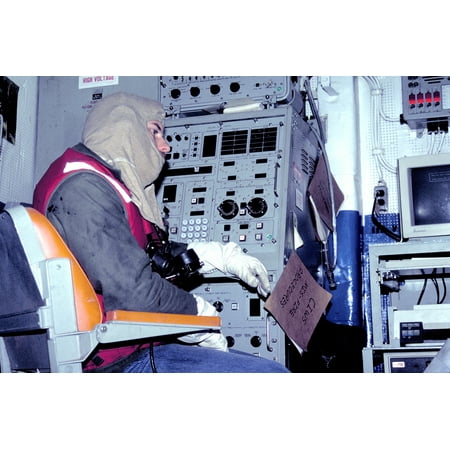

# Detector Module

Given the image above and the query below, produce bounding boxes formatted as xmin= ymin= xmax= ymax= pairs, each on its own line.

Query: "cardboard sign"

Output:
xmin=308 ymin=153 xmax=344 ymax=232
xmin=265 ymin=251 xmax=332 ymax=352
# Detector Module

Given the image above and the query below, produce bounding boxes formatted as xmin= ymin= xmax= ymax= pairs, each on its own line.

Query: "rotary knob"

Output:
xmin=247 ymin=197 xmax=268 ymax=218
xmin=218 ymin=199 xmax=239 ymax=219
xmin=226 ymin=336 xmax=235 ymax=348
xmin=250 ymin=336 xmax=262 ymax=348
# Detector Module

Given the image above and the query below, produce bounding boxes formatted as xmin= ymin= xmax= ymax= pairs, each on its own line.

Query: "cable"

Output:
xmin=416 ymin=268 xmax=447 ymax=305
xmin=436 ymin=131 xmax=446 ymax=153
xmin=417 ymin=270 xmax=428 ymax=305
xmin=438 ymin=268 xmax=447 ymax=304
xmin=371 ymin=194 xmax=401 ymax=242
xmin=427 ymin=130 xmax=446 ymax=154
xmin=149 ymin=342 xmax=158 ymax=372
xmin=0 ymin=113 xmax=4 ymax=155
xmin=426 ymin=130 xmax=436 ymax=154
xmin=304 ymin=77 xmax=326 ymax=143
xmin=303 ymin=77 xmax=338 ymax=287
xmin=362 ymin=77 xmax=398 ymax=181
xmin=431 ymin=269 xmax=440 ymax=303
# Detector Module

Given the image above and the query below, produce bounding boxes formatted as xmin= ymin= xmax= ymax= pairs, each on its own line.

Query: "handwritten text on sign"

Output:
xmin=308 ymin=153 xmax=344 ymax=232
xmin=265 ymin=251 xmax=332 ymax=352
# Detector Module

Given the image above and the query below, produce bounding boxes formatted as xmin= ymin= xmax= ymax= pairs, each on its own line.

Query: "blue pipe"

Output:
xmin=324 ymin=210 xmax=362 ymax=327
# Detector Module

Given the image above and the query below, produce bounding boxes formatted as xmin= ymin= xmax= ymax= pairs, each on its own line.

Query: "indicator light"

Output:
xmin=417 ymin=92 xmax=424 ymax=107
xmin=434 ymin=91 xmax=441 ymax=106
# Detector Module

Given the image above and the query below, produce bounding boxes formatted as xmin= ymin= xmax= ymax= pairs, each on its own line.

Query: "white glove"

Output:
xmin=177 ymin=295 xmax=228 ymax=352
xmin=188 ymin=241 xmax=271 ymax=297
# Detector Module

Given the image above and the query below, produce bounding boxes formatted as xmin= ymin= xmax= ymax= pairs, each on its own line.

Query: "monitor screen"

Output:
xmin=398 ymin=153 xmax=450 ymax=239
xmin=410 ymin=164 xmax=450 ymax=225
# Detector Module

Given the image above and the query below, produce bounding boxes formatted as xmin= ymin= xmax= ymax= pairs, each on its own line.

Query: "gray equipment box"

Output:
xmin=368 ymin=239 xmax=450 ymax=348
xmin=159 ymin=76 xmax=295 ymax=116
xmin=401 ymin=76 xmax=450 ymax=132
xmin=155 ymin=105 xmax=321 ymax=366
xmin=363 ymin=346 xmax=440 ymax=373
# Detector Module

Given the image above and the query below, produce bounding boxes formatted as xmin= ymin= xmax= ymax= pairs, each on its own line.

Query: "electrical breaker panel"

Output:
xmin=401 ymin=76 xmax=450 ymax=132
xmin=156 ymin=106 xmax=321 ymax=366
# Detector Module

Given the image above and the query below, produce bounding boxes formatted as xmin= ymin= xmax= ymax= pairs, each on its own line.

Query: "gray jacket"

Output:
xmin=44 ymin=143 xmax=198 ymax=316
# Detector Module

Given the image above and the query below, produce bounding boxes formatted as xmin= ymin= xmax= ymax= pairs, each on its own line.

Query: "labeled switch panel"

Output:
xmin=401 ymin=76 xmax=450 ymax=132
xmin=159 ymin=76 xmax=295 ymax=116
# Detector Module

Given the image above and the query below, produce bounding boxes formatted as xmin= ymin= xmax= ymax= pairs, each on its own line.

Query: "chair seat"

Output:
xmin=105 ymin=310 xmax=220 ymax=327
xmin=0 ymin=205 xmax=222 ymax=372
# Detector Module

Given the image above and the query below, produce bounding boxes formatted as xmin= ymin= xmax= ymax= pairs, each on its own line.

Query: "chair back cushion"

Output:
xmin=26 ymin=208 xmax=103 ymax=331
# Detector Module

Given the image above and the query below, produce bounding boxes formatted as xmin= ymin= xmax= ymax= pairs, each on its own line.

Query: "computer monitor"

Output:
xmin=398 ymin=152 xmax=450 ymax=239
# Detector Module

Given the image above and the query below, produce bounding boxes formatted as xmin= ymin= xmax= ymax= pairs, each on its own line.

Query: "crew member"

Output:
xmin=33 ymin=92 xmax=289 ymax=373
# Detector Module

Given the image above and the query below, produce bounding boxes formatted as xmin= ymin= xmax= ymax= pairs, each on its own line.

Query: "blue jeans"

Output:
xmin=123 ymin=344 xmax=290 ymax=373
